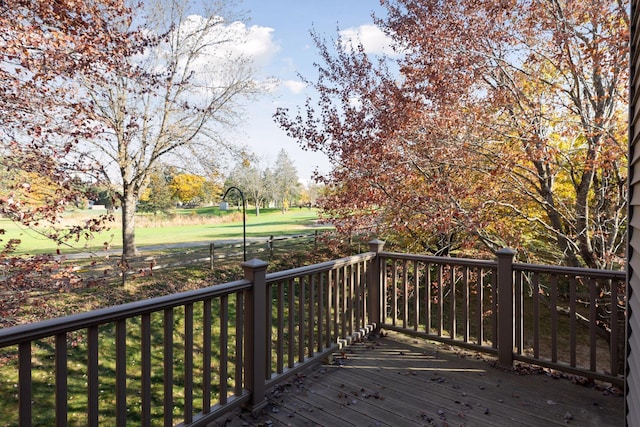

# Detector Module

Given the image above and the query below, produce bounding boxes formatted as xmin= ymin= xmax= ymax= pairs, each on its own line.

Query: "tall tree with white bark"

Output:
xmin=83 ymin=0 xmax=262 ymax=257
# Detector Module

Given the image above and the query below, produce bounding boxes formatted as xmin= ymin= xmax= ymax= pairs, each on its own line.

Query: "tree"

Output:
xmin=386 ymin=0 xmax=628 ymax=269
xmin=226 ymin=157 xmax=270 ymax=216
xmin=272 ymin=149 xmax=300 ymax=213
xmin=171 ymin=173 xmax=207 ymax=205
xmin=200 ymin=173 xmax=224 ymax=206
xmin=0 ymin=1 xmax=135 ymax=319
xmin=299 ymin=181 xmax=322 ymax=208
xmin=276 ymin=27 xmax=482 ymax=254
xmin=276 ymin=0 xmax=629 ymax=268
xmin=81 ymin=0 xmax=261 ymax=257
xmin=0 ymin=0 xmax=133 ymax=247
xmin=138 ymin=166 xmax=175 ymax=213
xmin=275 ymin=0 xmax=628 ymax=373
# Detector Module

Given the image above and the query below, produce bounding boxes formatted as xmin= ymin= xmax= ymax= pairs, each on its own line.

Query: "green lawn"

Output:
xmin=1 ymin=207 xmax=329 ymax=255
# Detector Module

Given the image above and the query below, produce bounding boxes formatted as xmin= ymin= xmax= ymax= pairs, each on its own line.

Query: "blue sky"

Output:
xmin=229 ymin=0 xmax=391 ymax=182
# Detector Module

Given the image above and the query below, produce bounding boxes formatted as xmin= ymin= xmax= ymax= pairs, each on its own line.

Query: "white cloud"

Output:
xmin=173 ymin=16 xmax=281 ymax=69
xmin=282 ymin=80 xmax=306 ymax=94
xmin=237 ymin=24 xmax=281 ymax=67
xmin=339 ymin=24 xmax=397 ymax=56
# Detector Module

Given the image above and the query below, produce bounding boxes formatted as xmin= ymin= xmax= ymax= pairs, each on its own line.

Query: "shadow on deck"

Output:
xmin=214 ymin=331 xmax=623 ymax=427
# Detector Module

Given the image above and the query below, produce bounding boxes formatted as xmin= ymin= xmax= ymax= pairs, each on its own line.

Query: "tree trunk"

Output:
xmin=121 ymin=188 xmax=139 ymax=258
xmin=533 ymin=159 xmax=581 ymax=267
xmin=575 ymin=154 xmax=599 ymax=270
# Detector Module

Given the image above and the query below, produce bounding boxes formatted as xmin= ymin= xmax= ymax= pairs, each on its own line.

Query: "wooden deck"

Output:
xmin=213 ymin=331 xmax=623 ymax=427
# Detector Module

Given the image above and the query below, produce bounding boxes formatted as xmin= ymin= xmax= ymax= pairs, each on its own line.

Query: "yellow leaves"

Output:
xmin=239 ymin=151 xmax=252 ymax=168
xmin=170 ymin=173 xmax=207 ymax=203
xmin=0 ymin=170 xmax=59 ymax=207
xmin=139 ymin=187 xmax=151 ymax=202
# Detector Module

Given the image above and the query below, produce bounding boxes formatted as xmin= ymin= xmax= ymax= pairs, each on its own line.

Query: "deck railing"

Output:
xmin=377 ymin=246 xmax=625 ymax=386
xmin=0 ymin=240 xmax=626 ymax=426
xmin=0 ymin=277 xmax=253 ymax=426
xmin=0 ymin=251 xmax=378 ymax=426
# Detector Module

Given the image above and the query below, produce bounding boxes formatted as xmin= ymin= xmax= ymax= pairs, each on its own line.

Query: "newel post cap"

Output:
xmin=496 ymin=248 xmax=516 ymax=257
xmin=241 ymin=259 xmax=269 ymax=269
xmin=368 ymin=239 xmax=386 ymax=253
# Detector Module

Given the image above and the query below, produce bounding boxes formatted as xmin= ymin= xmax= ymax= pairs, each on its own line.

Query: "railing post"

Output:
xmin=496 ymin=248 xmax=516 ymax=367
xmin=242 ymin=258 xmax=269 ymax=412
xmin=368 ymin=240 xmax=385 ymax=332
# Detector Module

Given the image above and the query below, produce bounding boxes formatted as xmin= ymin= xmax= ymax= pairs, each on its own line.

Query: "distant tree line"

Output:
xmin=224 ymin=149 xmax=304 ymax=216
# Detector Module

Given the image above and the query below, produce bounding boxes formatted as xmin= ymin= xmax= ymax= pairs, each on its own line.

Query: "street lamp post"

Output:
xmin=222 ymin=186 xmax=246 ymax=261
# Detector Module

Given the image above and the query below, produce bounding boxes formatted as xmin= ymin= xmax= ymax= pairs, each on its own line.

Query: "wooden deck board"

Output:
xmin=212 ymin=331 xmax=623 ymax=427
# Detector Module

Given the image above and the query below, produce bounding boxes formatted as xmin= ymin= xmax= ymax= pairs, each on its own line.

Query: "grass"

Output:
xmin=1 ymin=207 xmax=329 ymax=256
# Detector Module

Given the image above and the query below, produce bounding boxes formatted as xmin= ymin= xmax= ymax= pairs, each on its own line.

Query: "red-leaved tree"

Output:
xmin=276 ymin=0 xmax=628 ymax=371
xmin=0 ymin=0 xmax=137 ymax=324
xmin=276 ymin=0 xmax=629 ymax=268
xmin=0 ymin=0 xmax=137 ymax=239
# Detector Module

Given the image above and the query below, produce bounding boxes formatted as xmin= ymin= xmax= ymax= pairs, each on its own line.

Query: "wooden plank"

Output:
xmin=309 ymin=274 xmax=316 ymax=358
xmin=277 ymin=282 xmax=285 ymax=374
xmin=163 ymin=310 xmax=173 ymax=427
xmin=202 ymin=301 xmax=212 ymax=414
xmin=425 ymin=263 xmax=431 ymax=333
xmin=299 ymin=277 xmax=306 ymax=363
xmin=403 ymin=259 xmax=409 ymax=328
xmin=116 ymin=320 xmax=127 ymax=427
xmin=184 ymin=304 xmax=194 ymax=424
xmin=55 ymin=333 xmax=68 ymax=427
xmin=234 ymin=291 xmax=244 ymax=396
xmin=271 ymin=385 xmax=397 ymax=426
xmin=310 ymin=367 xmax=474 ymax=426
xmin=413 ymin=260 xmax=420 ymax=331
xmin=319 ymin=349 xmax=565 ymax=426
xmin=289 ymin=279 xmax=296 ymax=369
xmin=141 ymin=313 xmax=152 ymax=426
xmin=219 ymin=297 xmax=228 ymax=404
xmin=217 ymin=331 xmax=624 ymax=427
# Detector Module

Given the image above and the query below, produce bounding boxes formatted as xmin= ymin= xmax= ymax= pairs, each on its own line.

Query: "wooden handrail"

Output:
xmin=265 ymin=252 xmax=377 ymax=282
xmin=0 ymin=279 xmax=251 ymax=346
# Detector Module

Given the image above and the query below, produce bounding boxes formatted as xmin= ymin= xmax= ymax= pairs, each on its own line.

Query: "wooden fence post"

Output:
xmin=496 ymin=248 xmax=516 ymax=367
xmin=368 ymin=240 xmax=385 ymax=333
xmin=242 ymin=258 xmax=269 ymax=412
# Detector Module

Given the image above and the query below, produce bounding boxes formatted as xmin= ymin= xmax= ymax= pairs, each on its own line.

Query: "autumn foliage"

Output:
xmin=0 ymin=1 xmax=136 ymax=307
xmin=276 ymin=0 xmax=629 ymax=269
xmin=0 ymin=0 xmax=135 ymax=237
